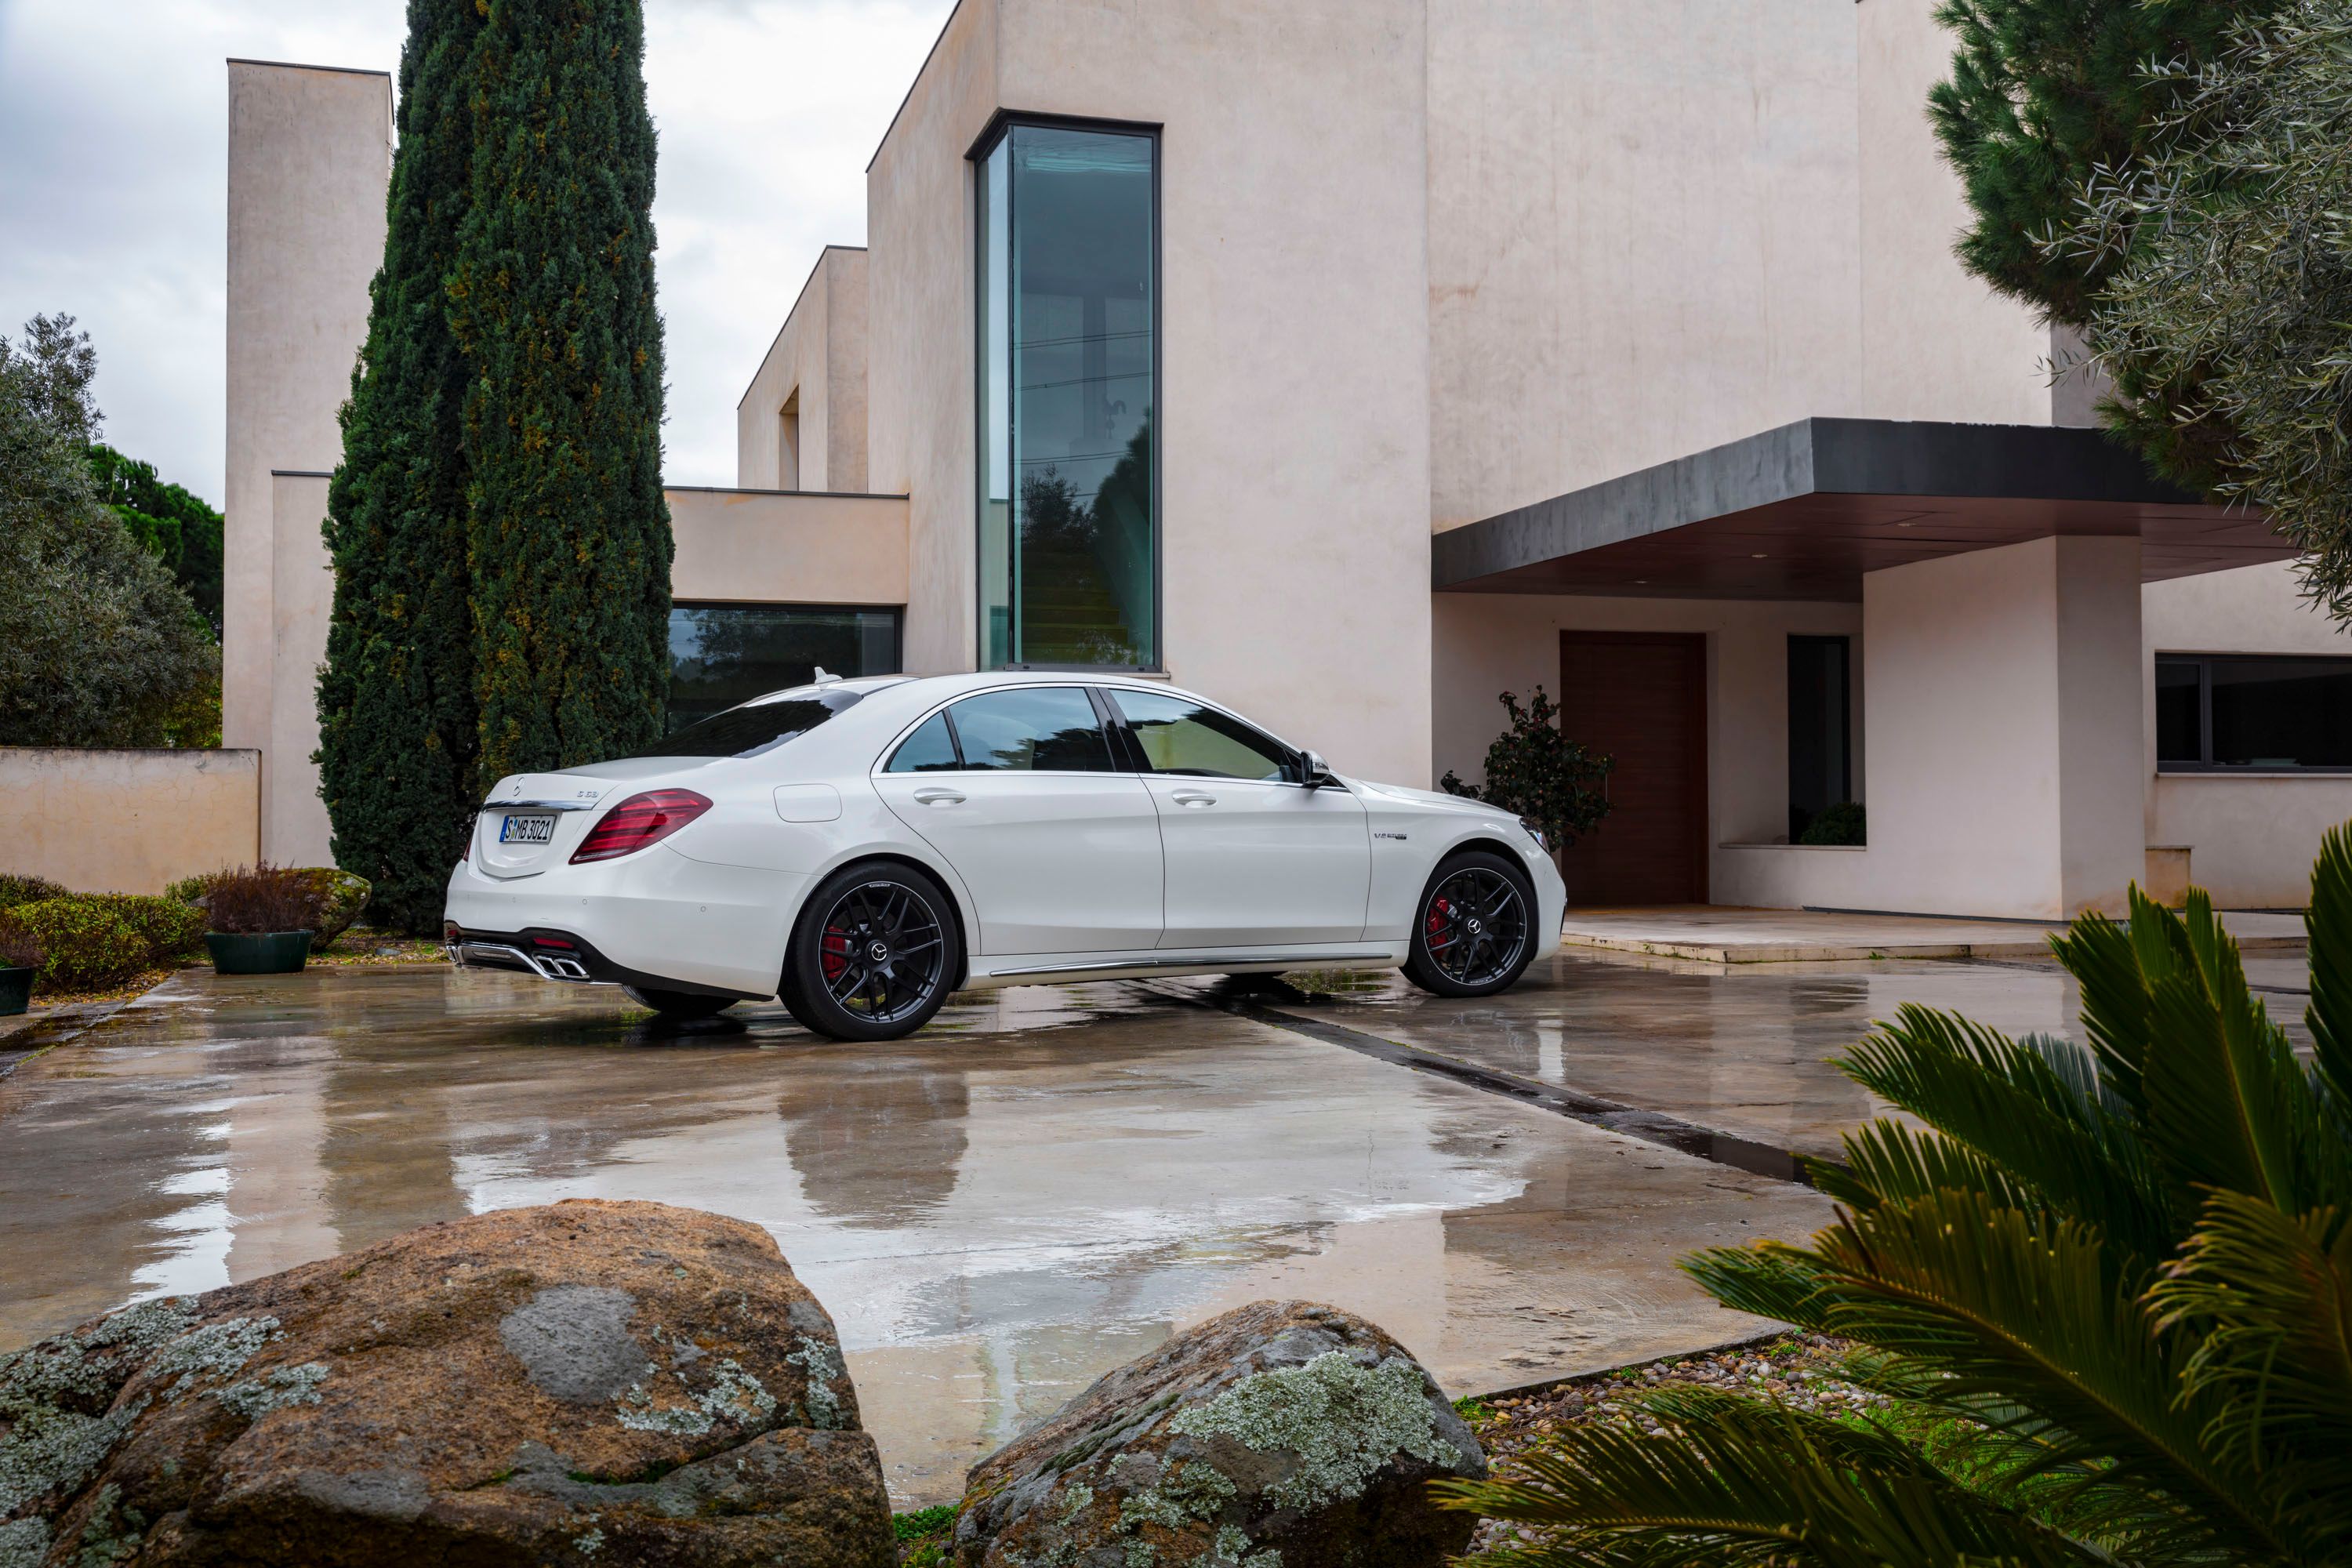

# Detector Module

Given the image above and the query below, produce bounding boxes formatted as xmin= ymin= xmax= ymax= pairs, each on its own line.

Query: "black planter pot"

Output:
xmin=0 ymin=965 xmax=32 ymax=1016
xmin=205 ymin=931 xmax=316 ymax=976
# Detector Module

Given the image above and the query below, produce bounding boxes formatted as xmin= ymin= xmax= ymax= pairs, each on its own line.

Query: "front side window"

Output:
xmin=975 ymin=120 xmax=1157 ymax=670
xmin=668 ymin=604 xmax=900 ymax=728
xmin=2157 ymin=653 xmax=2352 ymax=770
xmin=946 ymin=687 xmax=1116 ymax=772
xmin=1109 ymin=690 xmax=1295 ymax=782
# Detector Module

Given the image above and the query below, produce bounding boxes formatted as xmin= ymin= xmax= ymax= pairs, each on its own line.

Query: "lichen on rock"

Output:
xmin=614 ymin=1356 xmax=779 ymax=1436
xmin=1165 ymin=1352 xmax=1461 ymax=1511
xmin=955 ymin=1301 xmax=1483 ymax=1568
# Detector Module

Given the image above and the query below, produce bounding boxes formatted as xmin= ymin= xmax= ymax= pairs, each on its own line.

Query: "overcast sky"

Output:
xmin=0 ymin=0 xmax=954 ymax=506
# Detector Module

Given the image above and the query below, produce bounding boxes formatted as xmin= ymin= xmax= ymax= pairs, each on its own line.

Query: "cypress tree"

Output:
xmin=317 ymin=0 xmax=485 ymax=934
xmin=452 ymin=0 xmax=673 ymax=784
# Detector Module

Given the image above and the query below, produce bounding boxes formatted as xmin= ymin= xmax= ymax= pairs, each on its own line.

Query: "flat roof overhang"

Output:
xmin=1432 ymin=418 xmax=2292 ymax=601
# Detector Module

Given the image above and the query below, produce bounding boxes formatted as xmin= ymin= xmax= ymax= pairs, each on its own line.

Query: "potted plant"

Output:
xmin=201 ymin=863 xmax=326 ymax=976
xmin=0 ymin=914 xmax=42 ymax=1015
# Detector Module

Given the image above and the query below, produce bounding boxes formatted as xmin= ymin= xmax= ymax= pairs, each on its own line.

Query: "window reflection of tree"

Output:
xmin=775 ymin=1068 xmax=971 ymax=1226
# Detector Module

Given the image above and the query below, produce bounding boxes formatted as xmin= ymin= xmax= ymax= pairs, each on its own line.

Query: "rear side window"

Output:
xmin=1108 ymin=690 xmax=1297 ymax=781
xmin=630 ymin=688 xmax=864 ymax=760
xmin=946 ymin=688 xmax=1115 ymax=772
xmin=885 ymin=712 xmax=962 ymax=773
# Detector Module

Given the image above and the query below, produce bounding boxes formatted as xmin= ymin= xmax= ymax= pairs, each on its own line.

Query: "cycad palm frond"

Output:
xmin=1835 ymin=1007 xmax=2178 ymax=1269
xmin=2304 ymin=824 xmax=2352 ymax=1116
xmin=2151 ymin=1189 xmax=2352 ymax=1550
xmin=1437 ymin=1388 xmax=2114 ymax=1568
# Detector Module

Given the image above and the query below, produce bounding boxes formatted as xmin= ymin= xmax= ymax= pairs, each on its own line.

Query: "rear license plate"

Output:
xmin=499 ymin=814 xmax=557 ymax=845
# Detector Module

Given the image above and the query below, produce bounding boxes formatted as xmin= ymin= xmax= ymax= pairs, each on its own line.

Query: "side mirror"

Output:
xmin=1300 ymin=750 xmax=1339 ymax=789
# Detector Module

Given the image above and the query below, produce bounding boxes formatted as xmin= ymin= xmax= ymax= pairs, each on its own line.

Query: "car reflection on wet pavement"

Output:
xmin=3 ymin=946 xmax=2295 ymax=1503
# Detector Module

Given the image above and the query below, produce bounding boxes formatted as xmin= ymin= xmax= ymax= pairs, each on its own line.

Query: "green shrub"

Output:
xmin=12 ymin=894 xmax=203 ymax=992
xmin=167 ymin=866 xmax=372 ymax=951
xmin=0 ymin=913 xmax=43 ymax=971
xmin=0 ymin=873 xmax=70 ymax=910
xmin=1439 ymin=685 xmax=1613 ymax=851
xmin=1796 ymin=800 xmax=1865 ymax=846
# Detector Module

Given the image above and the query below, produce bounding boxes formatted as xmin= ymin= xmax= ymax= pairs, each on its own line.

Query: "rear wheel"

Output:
xmin=622 ymin=985 xmax=738 ymax=1020
xmin=1402 ymin=851 xmax=1537 ymax=998
xmin=782 ymin=862 xmax=963 ymax=1041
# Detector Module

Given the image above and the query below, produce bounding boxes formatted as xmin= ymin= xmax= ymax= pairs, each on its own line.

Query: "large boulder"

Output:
xmin=0 ymin=1200 xmax=892 ymax=1566
xmin=955 ymin=1300 xmax=1485 ymax=1568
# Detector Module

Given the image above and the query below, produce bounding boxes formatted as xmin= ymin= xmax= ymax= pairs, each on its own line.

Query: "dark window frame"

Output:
xmin=969 ymin=111 xmax=1165 ymax=675
xmin=2156 ymin=651 xmax=2352 ymax=774
xmin=665 ymin=601 xmax=904 ymax=731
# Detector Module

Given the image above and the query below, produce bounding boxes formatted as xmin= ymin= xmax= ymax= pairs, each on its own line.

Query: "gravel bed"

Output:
xmin=1459 ymin=1333 xmax=1887 ymax=1556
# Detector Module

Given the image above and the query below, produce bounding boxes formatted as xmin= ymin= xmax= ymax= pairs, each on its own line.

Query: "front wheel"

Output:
xmin=622 ymin=985 xmax=738 ymax=1020
xmin=1402 ymin=851 xmax=1537 ymax=998
xmin=779 ymin=862 xmax=963 ymax=1041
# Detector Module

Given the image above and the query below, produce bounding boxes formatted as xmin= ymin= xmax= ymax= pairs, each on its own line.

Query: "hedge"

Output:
xmin=0 ymin=873 xmax=70 ymax=910
xmin=10 ymin=895 xmax=204 ymax=992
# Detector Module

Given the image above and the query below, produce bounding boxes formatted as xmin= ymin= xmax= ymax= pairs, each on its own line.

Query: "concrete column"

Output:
xmin=223 ymin=60 xmax=390 ymax=862
xmin=1860 ymin=535 xmax=2144 ymax=918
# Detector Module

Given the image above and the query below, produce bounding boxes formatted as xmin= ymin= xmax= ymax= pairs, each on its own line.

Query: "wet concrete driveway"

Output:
xmin=0 ymin=946 xmax=2303 ymax=1502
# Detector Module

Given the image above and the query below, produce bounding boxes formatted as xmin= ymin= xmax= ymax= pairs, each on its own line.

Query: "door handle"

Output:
xmin=913 ymin=787 xmax=965 ymax=806
xmin=1171 ymin=789 xmax=1217 ymax=807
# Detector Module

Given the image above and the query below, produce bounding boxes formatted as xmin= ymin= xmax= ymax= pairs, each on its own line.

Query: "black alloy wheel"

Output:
xmin=1403 ymin=850 xmax=1537 ymax=998
xmin=622 ymin=985 xmax=738 ymax=1020
xmin=781 ymin=862 xmax=962 ymax=1041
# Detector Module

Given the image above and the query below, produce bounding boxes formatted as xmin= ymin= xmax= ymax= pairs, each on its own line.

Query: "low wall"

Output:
xmin=0 ymin=749 xmax=260 ymax=895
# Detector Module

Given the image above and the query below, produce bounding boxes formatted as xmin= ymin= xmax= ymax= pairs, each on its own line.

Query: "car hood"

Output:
xmin=1348 ymin=775 xmax=1522 ymax=824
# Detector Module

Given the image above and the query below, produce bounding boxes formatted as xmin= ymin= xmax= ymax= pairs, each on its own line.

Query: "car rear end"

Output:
xmin=444 ymin=763 xmax=795 ymax=1000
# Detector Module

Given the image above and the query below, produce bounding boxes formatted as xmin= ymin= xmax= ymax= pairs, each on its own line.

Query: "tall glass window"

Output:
xmin=976 ymin=121 xmax=1157 ymax=670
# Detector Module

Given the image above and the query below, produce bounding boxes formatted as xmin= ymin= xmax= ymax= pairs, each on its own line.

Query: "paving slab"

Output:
xmin=0 ymin=967 xmax=1832 ymax=1506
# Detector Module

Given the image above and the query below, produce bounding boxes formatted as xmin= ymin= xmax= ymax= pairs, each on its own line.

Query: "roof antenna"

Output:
xmin=811 ymin=666 xmax=840 ymax=685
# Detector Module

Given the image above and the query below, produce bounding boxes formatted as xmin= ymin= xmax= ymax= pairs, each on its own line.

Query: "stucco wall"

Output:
xmin=866 ymin=0 xmax=1435 ymax=783
xmin=1853 ymin=0 xmax=2049 ymax=425
xmin=666 ymin=488 xmax=910 ymax=607
xmin=735 ymin=246 xmax=870 ymax=492
xmin=223 ymin=63 xmax=390 ymax=761
xmin=1435 ymin=592 xmax=1864 ymax=887
xmin=267 ymin=472 xmax=336 ymax=866
xmin=1 ymin=749 xmax=260 ymax=894
xmin=866 ymin=0 xmax=1000 ymax=679
xmin=2142 ymin=559 xmax=2352 ymax=906
xmin=1425 ymin=0 xmax=2051 ymax=531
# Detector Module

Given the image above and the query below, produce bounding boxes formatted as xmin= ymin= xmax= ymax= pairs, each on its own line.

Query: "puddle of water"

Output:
xmin=0 ymin=967 xmax=1835 ymax=1503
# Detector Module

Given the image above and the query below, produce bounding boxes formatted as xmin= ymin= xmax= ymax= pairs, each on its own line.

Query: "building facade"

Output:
xmin=227 ymin=0 xmax=2352 ymax=919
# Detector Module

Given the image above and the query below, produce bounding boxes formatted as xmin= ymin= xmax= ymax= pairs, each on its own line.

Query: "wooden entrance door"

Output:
xmin=1556 ymin=631 xmax=1708 ymax=904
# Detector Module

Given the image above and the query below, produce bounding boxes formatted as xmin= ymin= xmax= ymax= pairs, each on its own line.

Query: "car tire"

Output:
xmin=1402 ymin=849 xmax=1539 ymax=999
xmin=782 ymin=860 xmax=964 ymax=1042
xmin=622 ymin=985 xmax=738 ymax=1020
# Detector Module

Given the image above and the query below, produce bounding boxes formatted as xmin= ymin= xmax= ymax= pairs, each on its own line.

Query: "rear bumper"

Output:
xmin=442 ymin=923 xmax=760 ymax=1000
xmin=443 ymin=848 xmax=798 ymax=998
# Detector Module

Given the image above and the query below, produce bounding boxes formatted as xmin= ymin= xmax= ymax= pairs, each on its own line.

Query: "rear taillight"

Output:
xmin=570 ymin=789 xmax=713 ymax=863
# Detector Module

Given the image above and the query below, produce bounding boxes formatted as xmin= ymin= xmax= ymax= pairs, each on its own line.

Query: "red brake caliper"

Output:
xmin=821 ymin=924 xmax=851 ymax=982
xmin=1426 ymin=895 xmax=1450 ymax=936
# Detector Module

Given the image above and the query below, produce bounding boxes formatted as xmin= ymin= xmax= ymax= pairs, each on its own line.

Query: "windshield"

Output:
xmin=629 ymin=687 xmax=867 ymax=760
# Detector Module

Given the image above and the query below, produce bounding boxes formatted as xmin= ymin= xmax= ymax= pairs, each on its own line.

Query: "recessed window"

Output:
xmin=2156 ymin=653 xmax=2352 ymax=771
xmin=975 ymin=118 xmax=1158 ymax=670
xmin=1788 ymin=635 xmax=1853 ymax=838
xmin=666 ymin=604 xmax=900 ymax=728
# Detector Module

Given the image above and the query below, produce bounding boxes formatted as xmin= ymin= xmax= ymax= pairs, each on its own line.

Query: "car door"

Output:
xmin=872 ymin=685 xmax=1163 ymax=956
xmin=1104 ymin=688 xmax=1370 ymax=949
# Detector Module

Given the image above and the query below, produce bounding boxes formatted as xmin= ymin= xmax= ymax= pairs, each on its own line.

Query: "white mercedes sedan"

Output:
xmin=444 ymin=673 xmax=1564 ymax=1040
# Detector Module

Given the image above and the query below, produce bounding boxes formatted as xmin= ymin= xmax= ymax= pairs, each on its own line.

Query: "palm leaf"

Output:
xmin=2138 ymin=891 xmax=2332 ymax=1218
xmin=2302 ymin=822 xmax=2352 ymax=1120
xmin=1792 ymin=1191 xmax=2289 ymax=1562
xmin=1436 ymin=1388 xmax=2114 ymax=1568
xmin=1682 ymin=1241 xmax=1842 ymax=1334
xmin=1835 ymin=1007 xmax=2179 ymax=1268
xmin=2151 ymin=1190 xmax=2352 ymax=1552
xmin=1813 ymin=1121 xmax=2034 ymax=1218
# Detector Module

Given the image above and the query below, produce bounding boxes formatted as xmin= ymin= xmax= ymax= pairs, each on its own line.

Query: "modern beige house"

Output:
xmin=224 ymin=0 xmax=2352 ymax=922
